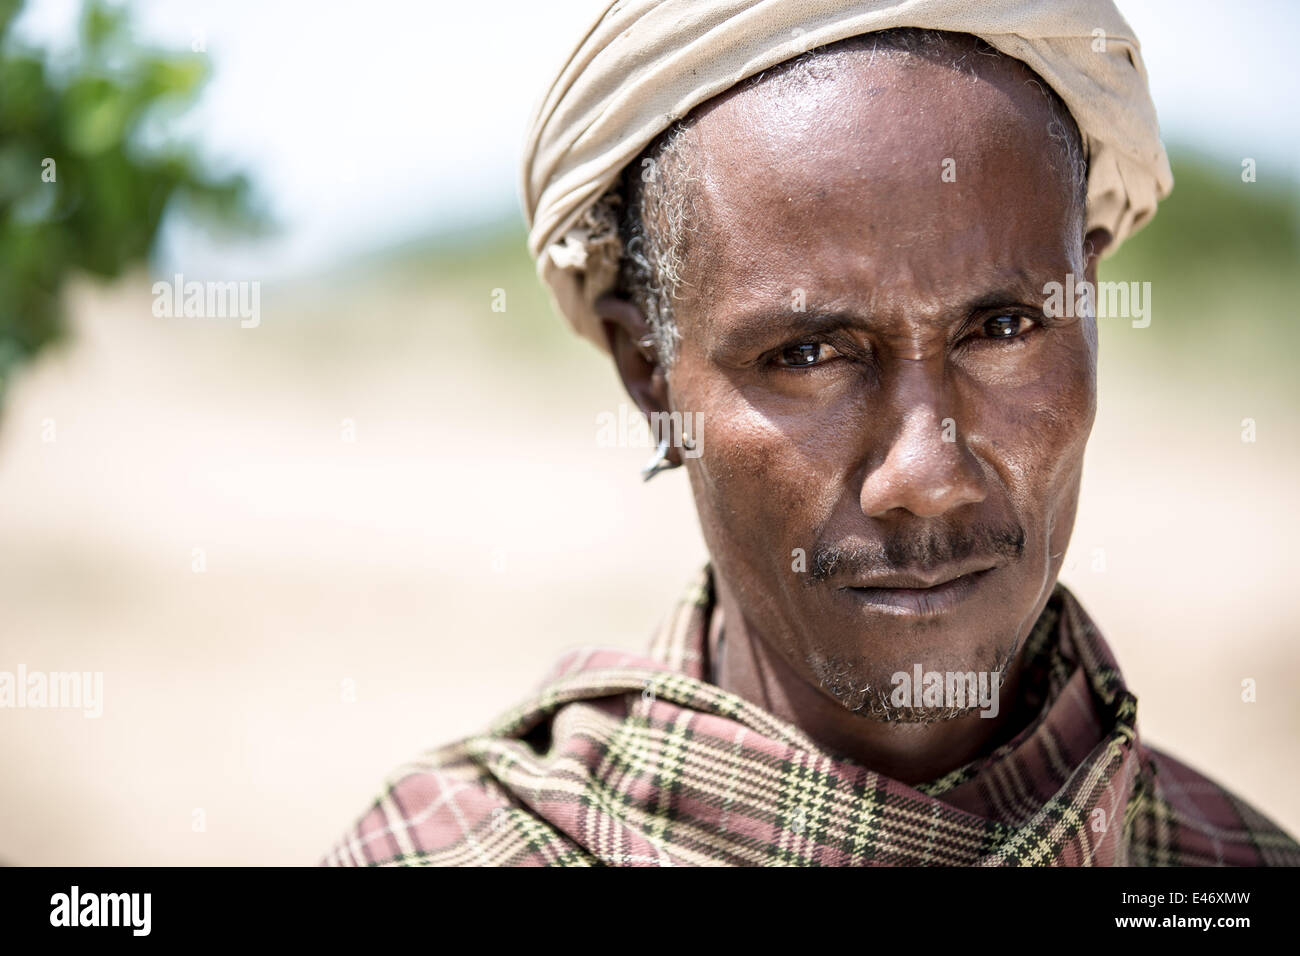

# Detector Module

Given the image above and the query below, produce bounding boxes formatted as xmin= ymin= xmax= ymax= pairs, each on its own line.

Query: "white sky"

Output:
xmin=12 ymin=0 xmax=1300 ymax=280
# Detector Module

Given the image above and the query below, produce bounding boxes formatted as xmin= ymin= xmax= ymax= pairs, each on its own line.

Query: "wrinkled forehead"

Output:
xmin=678 ymin=47 xmax=1084 ymax=320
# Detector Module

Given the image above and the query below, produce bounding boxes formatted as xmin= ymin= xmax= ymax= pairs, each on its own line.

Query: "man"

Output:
xmin=325 ymin=0 xmax=1300 ymax=866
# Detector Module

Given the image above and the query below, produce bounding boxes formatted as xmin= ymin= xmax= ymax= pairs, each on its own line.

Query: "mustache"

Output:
xmin=807 ymin=524 xmax=1026 ymax=583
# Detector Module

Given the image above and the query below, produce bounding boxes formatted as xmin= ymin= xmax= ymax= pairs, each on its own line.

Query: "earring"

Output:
xmin=641 ymin=438 xmax=676 ymax=481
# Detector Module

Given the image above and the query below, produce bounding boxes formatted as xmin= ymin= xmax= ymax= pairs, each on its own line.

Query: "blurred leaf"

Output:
xmin=0 ymin=0 xmax=264 ymax=399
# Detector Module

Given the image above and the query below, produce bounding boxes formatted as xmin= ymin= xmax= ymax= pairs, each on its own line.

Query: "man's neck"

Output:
xmin=705 ymin=573 xmax=1037 ymax=785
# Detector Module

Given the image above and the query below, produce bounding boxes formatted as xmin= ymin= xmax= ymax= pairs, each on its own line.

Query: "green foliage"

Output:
xmin=0 ymin=0 xmax=260 ymax=393
xmin=1100 ymin=148 xmax=1300 ymax=371
xmin=1108 ymin=149 xmax=1300 ymax=275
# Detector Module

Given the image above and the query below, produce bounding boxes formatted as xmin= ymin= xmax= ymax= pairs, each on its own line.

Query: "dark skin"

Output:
xmin=599 ymin=45 xmax=1110 ymax=783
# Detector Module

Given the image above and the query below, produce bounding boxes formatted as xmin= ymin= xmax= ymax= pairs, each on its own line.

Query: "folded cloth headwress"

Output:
xmin=519 ymin=0 xmax=1173 ymax=351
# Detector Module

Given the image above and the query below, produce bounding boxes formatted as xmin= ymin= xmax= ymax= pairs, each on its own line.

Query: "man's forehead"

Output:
xmin=684 ymin=203 xmax=1075 ymax=307
xmin=690 ymin=41 xmax=1062 ymax=170
xmin=708 ymin=65 xmax=1065 ymax=197
xmin=671 ymin=48 xmax=1079 ymax=321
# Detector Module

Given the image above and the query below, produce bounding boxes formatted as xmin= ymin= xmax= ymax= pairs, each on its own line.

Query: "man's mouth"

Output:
xmin=838 ymin=563 xmax=997 ymax=616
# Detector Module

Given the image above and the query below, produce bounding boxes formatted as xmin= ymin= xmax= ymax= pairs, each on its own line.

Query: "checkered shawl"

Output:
xmin=324 ymin=569 xmax=1300 ymax=866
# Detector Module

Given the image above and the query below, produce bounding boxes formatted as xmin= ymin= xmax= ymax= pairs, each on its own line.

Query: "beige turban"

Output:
xmin=520 ymin=0 xmax=1173 ymax=352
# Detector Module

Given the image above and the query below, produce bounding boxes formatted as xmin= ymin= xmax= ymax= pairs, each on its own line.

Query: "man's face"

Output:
xmin=664 ymin=48 xmax=1098 ymax=718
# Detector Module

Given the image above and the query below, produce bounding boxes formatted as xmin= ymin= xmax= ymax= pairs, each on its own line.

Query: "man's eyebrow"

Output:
xmin=711 ymin=309 xmax=865 ymax=354
xmin=712 ymin=282 xmax=1051 ymax=351
xmin=964 ymin=275 xmax=1050 ymax=311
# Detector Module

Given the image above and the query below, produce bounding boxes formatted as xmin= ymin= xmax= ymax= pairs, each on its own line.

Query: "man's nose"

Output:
xmin=858 ymin=374 xmax=987 ymax=519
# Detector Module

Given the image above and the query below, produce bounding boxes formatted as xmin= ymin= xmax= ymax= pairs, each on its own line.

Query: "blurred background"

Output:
xmin=0 ymin=0 xmax=1296 ymax=865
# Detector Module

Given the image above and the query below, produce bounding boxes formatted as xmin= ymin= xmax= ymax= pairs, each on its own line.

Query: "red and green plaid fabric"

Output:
xmin=324 ymin=568 xmax=1300 ymax=866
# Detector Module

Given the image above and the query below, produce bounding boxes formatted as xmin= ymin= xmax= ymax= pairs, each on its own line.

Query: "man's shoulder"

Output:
xmin=319 ymin=637 xmax=680 ymax=867
xmin=320 ymin=737 xmax=590 ymax=867
xmin=1128 ymin=743 xmax=1300 ymax=866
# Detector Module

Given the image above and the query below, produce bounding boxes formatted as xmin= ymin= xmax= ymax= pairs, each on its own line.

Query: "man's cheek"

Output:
xmin=977 ymin=376 xmax=1091 ymax=479
xmin=978 ymin=400 xmax=1088 ymax=539
xmin=695 ymin=426 xmax=813 ymax=544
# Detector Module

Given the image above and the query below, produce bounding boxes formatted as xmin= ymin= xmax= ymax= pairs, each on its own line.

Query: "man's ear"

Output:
xmin=1083 ymin=227 xmax=1112 ymax=286
xmin=597 ymin=293 xmax=672 ymax=423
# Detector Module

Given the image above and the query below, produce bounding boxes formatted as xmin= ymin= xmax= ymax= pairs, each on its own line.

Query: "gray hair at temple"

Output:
xmin=594 ymin=28 xmax=1090 ymax=367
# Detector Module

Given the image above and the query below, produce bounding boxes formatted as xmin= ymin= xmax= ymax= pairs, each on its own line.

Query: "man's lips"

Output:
xmin=835 ymin=562 xmax=998 ymax=616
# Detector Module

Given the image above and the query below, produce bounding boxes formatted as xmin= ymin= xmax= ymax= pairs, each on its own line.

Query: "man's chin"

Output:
xmin=804 ymin=640 xmax=1018 ymax=724
xmin=858 ymin=703 xmax=994 ymax=725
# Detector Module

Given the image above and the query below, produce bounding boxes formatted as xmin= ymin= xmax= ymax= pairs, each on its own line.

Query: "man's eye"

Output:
xmin=982 ymin=314 xmax=1033 ymax=339
xmin=777 ymin=342 xmax=834 ymax=367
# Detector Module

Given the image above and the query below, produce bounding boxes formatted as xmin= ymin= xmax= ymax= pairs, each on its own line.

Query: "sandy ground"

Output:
xmin=0 ymin=273 xmax=1295 ymax=865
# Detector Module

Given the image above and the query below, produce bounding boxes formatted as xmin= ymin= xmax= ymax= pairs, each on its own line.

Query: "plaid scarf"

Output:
xmin=325 ymin=569 xmax=1300 ymax=866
